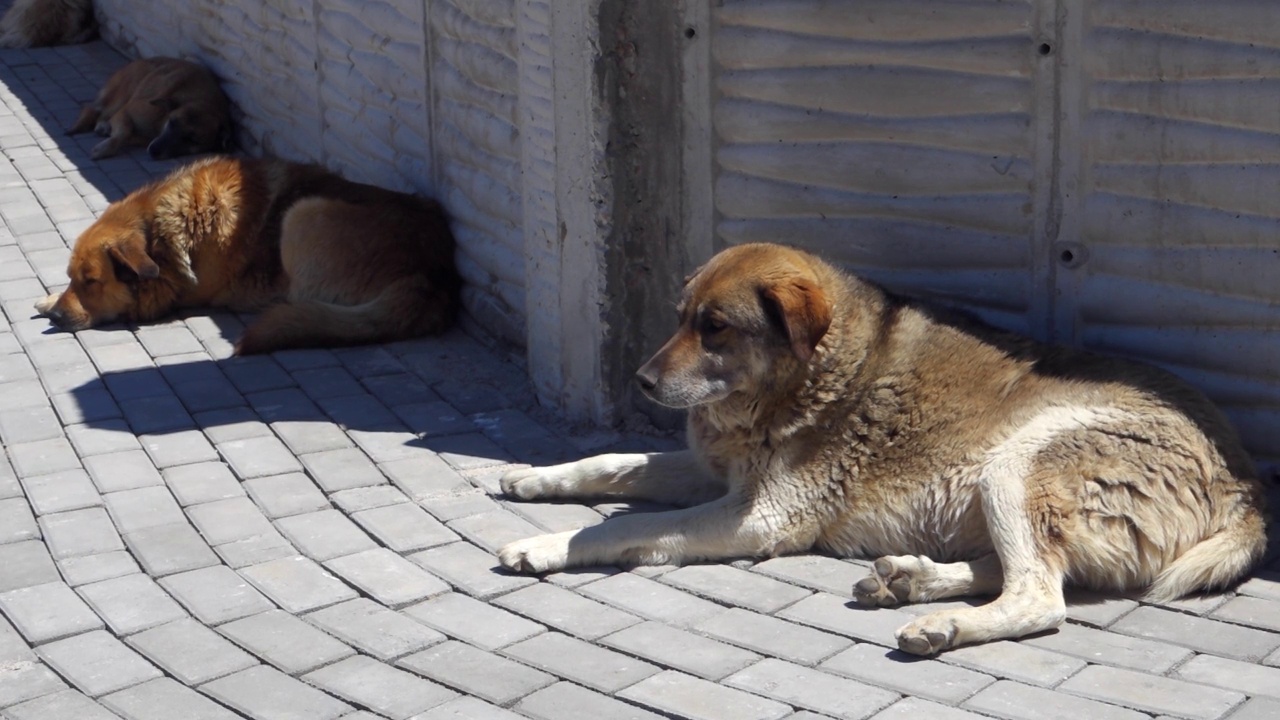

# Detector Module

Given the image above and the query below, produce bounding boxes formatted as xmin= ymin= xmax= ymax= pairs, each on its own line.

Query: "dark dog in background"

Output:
xmin=68 ymin=57 xmax=232 ymax=160
xmin=0 ymin=0 xmax=95 ymax=48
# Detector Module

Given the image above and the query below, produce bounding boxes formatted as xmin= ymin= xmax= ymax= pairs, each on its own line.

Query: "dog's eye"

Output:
xmin=701 ymin=316 xmax=728 ymax=334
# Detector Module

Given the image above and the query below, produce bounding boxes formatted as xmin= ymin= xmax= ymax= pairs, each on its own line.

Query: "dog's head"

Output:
xmin=636 ymin=243 xmax=833 ymax=408
xmin=34 ymin=209 xmax=158 ymax=331
xmin=147 ymin=99 xmax=233 ymax=160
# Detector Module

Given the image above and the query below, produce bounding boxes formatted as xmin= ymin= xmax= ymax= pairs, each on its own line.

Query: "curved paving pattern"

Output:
xmin=2 ymin=38 xmax=1280 ymax=720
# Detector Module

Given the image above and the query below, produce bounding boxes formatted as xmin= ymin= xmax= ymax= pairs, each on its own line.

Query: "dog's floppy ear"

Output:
xmin=108 ymin=235 xmax=160 ymax=280
xmin=760 ymin=278 xmax=832 ymax=362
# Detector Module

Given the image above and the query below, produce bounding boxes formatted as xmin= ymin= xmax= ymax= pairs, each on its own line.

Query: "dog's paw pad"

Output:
xmin=498 ymin=534 xmax=570 ymax=574
xmin=895 ymin=616 xmax=958 ymax=656
xmin=853 ymin=556 xmax=920 ymax=607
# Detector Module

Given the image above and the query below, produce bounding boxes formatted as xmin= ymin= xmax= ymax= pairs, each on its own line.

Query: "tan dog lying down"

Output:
xmin=67 ymin=57 xmax=232 ymax=160
xmin=0 ymin=0 xmax=94 ymax=49
xmin=499 ymin=242 xmax=1268 ymax=655
xmin=35 ymin=156 xmax=460 ymax=355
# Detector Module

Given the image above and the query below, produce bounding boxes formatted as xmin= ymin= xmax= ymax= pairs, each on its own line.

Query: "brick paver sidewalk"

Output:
xmin=1 ymin=38 xmax=1280 ymax=720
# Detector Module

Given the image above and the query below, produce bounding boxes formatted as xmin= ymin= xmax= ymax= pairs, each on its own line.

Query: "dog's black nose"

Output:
xmin=635 ymin=364 xmax=659 ymax=391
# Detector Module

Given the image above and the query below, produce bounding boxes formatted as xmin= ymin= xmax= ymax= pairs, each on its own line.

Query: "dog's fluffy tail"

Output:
xmin=1143 ymin=508 xmax=1267 ymax=603
xmin=234 ymin=276 xmax=458 ymax=355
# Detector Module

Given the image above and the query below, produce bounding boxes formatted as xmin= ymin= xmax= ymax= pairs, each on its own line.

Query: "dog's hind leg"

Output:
xmin=502 ymin=450 xmax=726 ymax=507
xmin=854 ymin=554 xmax=1003 ymax=607
xmin=67 ymin=104 xmax=100 ymax=135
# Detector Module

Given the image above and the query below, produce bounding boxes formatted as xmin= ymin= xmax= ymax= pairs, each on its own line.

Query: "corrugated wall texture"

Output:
xmin=429 ymin=0 xmax=525 ymax=345
xmin=94 ymin=0 xmax=525 ymax=346
xmin=711 ymin=0 xmax=1044 ymax=336
xmin=1065 ymin=0 xmax=1280 ymax=462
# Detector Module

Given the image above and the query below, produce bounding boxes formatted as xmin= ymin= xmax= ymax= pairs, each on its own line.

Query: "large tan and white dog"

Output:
xmin=499 ymin=242 xmax=1268 ymax=655
xmin=0 ymin=0 xmax=94 ymax=48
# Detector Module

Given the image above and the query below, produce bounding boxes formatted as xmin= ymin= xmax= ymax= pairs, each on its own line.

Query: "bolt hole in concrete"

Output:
xmin=685 ymin=26 xmax=697 ymax=39
xmin=1060 ymin=249 xmax=1075 ymax=264
xmin=1038 ymin=42 xmax=1053 ymax=55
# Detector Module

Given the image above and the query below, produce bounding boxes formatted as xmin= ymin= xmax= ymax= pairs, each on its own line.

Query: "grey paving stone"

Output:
xmin=518 ymin=681 xmax=664 ymax=720
xmin=323 ymin=548 xmax=449 ymax=607
xmin=272 ymin=348 xmax=340 ymax=372
xmin=1159 ymin=592 xmax=1232 ymax=617
xmin=1236 ymin=571 xmax=1280 ymax=602
xmin=20 ymin=468 xmax=101 ymax=515
xmin=186 ymin=496 xmax=275 ymax=546
xmin=306 ymin=598 xmax=446 ymax=661
xmin=389 ymin=400 xmax=472 ymax=437
xmin=334 ymin=346 xmax=404 ymax=378
xmin=37 ymin=630 xmax=162 ymax=698
xmin=272 ymin=420 xmax=354 ymax=455
xmin=940 ymin=639 xmax=1086 ymax=688
xmin=82 ymin=450 xmax=163 ymax=494
xmin=247 ymin=387 xmax=325 ymax=423
xmin=2 ymin=688 xmax=122 ymax=720
xmin=351 ymin=502 xmax=457 ymax=552
xmin=118 ymin=394 xmax=194 ymax=435
xmin=212 ymin=529 xmax=297 ymax=569
xmin=729 ymin=658 xmax=901 ymax=719
xmin=409 ymin=542 xmax=537 ymax=599
xmin=0 ymin=581 xmax=104 ymax=643
xmin=0 ymin=498 xmax=39 ymax=544
xmin=1174 ymin=653 xmax=1280 ymax=699
xmin=293 ymin=366 xmax=366 ymax=400
xmin=779 ymin=593 xmax=931 ymax=648
xmin=8 ymin=437 xmax=80 ymax=478
xmin=1063 ymin=591 xmax=1139 ymax=628
xmin=57 ymin=551 xmax=141 ymax=588
xmin=0 ymin=615 xmax=33 ymax=665
xmin=161 ymin=461 xmax=244 ymax=506
xmin=219 ymin=609 xmax=355 ymax=675
xmin=1058 ymin=664 xmax=1244 ymax=720
xmin=135 ymin=325 xmax=203 ymax=357
xmin=1111 ymin=604 xmax=1280 ymax=661
xmin=423 ymin=432 xmax=514 ymax=470
xmin=0 ymin=381 xmax=45 ymax=413
xmin=871 ymin=697 xmax=988 ymax=720
xmin=275 ymin=509 xmax=377 ymax=561
xmin=122 ymin=521 xmax=219 ymax=576
xmin=603 ymin=620 xmax=761 ymax=681
xmin=330 ymin=485 xmax=409 ymax=513
xmin=962 ymin=680 xmax=1148 ymax=720
xmin=0 ymin=660 xmax=68 ymax=708
xmin=1022 ymin=619 xmax=1193 ymax=673
xmin=159 ymin=566 xmax=276 ymax=625
xmin=348 ymin=427 xmax=436 ymax=466
xmin=195 ymin=407 xmax=273 ymax=444
xmin=220 ymin=357 xmax=295 ymax=395
xmin=493 ymin=583 xmax=642 ymax=641
xmin=399 ymin=640 xmax=555 ymax=706
xmin=299 ymin=447 xmax=387 ymax=492
xmin=1223 ymin=698 xmax=1280 ymax=720
xmin=0 ymin=403 xmax=62 ymax=445
xmin=378 ymin=454 xmax=471 ymax=503
xmin=201 ymin=665 xmax=350 ymax=720
xmin=240 ymin=555 xmax=358 ymax=613
xmin=420 ymin=491 xmax=501 ymax=523
xmin=50 ymin=388 xmax=121 ymax=426
xmin=127 ymin=618 xmax=257 ymax=685
xmin=102 ymin=487 xmax=184 ymax=535
xmin=578 ymin=572 xmax=725 ymax=629
xmin=752 ymin=554 xmax=868 ymax=596
xmin=505 ymin=498 xmax=604 ymax=533
xmin=413 ymin=696 xmax=526 ymax=720
xmin=822 ymin=643 xmax=993 ymax=704
xmin=503 ymin=631 xmax=660 ymax=693
xmin=137 ymin=430 xmax=219 ymax=469
xmin=663 ymin=564 xmax=812 ymax=614
xmin=217 ymin=435 xmax=303 ymax=479
xmin=696 ymin=606 xmax=853 ymax=666
xmin=0 ymin=540 xmax=58 ymax=593
xmin=243 ymin=472 xmax=330 ymax=518
xmin=619 ymin=670 xmax=791 ymax=720
xmin=77 ymin=574 xmax=187 ymax=636
xmin=403 ymin=592 xmax=545 ymax=651
xmin=65 ymin=420 xmax=141 ymax=457
xmin=303 ymin=655 xmax=457 ymax=719
xmin=1211 ymin=595 xmax=1280 ymax=633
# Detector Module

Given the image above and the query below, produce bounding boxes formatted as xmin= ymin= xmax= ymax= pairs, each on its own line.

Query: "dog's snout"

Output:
xmin=635 ymin=362 xmax=660 ymax=392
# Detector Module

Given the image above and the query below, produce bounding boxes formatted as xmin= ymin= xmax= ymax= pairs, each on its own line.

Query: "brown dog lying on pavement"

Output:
xmin=0 ymin=0 xmax=95 ymax=48
xmin=67 ymin=57 xmax=232 ymax=160
xmin=35 ymin=156 xmax=461 ymax=355
xmin=499 ymin=242 xmax=1268 ymax=655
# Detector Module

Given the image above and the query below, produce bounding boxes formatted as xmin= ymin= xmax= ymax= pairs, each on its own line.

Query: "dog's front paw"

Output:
xmin=853 ymin=555 xmax=936 ymax=607
xmin=33 ymin=294 xmax=59 ymax=315
xmin=895 ymin=613 xmax=959 ymax=656
xmin=89 ymin=139 xmax=117 ymax=160
xmin=499 ymin=533 xmax=572 ymax=574
xmin=500 ymin=466 xmax=563 ymax=501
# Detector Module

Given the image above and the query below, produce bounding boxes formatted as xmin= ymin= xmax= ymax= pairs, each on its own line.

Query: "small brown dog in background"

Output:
xmin=68 ymin=57 xmax=232 ymax=160
xmin=35 ymin=156 xmax=461 ymax=355
xmin=0 ymin=0 xmax=95 ymax=48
